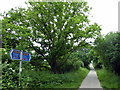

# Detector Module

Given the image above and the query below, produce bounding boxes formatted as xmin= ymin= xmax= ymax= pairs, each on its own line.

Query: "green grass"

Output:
xmin=54 ymin=68 xmax=89 ymax=88
xmin=96 ymin=69 xmax=120 ymax=89
xmin=21 ymin=67 xmax=89 ymax=88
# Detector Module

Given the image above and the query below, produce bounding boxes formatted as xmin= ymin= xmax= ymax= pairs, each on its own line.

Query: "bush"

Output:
xmin=60 ymin=49 xmax=93 ymax=73
xmin=94 ymin=62 xmax=102 ymax=69
xmin=20 ymin=67 xmax=89 ymax=88
xmin=2 ymin=62 xmax=89 ymax=89
xmin=97 ymin=69 xmax=120 ymax=88
xmin=95 ymin=32 xmax=120 ymax=75
xmin=60 ymin=59 xmax=84 ymax=73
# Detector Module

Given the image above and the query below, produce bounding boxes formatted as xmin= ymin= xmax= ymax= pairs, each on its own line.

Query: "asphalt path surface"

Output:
xmin=78 ymin=63 xmax=103 ymax=89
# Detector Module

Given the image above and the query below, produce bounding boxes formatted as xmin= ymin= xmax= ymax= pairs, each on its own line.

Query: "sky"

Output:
xmin=86 ymin=0 xmax=119 ymax=35
xmin=0 ymin=0 xmax=119 ymax=35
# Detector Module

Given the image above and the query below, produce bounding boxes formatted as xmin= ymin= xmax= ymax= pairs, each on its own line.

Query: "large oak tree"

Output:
xmin=2 ymin=2 xmax=101 ymax=73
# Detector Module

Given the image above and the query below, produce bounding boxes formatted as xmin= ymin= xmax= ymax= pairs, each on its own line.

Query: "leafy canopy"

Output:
xmin=2 ymin=2 xmax=101 ymax=73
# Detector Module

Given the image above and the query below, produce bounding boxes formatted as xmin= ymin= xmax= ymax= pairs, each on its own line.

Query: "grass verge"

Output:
xmin=54 ymin=68 xmax=89 ymax=88
xmin=21 ymin=67 xmax=89 ymax=88
xmin=96 ymin=69 xmax=120 ymax=89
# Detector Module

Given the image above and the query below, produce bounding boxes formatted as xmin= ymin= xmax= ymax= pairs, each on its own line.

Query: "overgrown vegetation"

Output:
xmin=2 ymin=1 xmax=120 ymax=88
xmin=94 ymin=32 xmax=120 ymax=89
xmin=94 ymin=32 xmax=120 ymax=75
xmin=2 ymin=46 xmax=91 ymax=88
xmin=1 ymin=1 xmax=102 ymax=89
xmin=2 ymin=61 xmax=89 ymax=89
xmin=97 ymin=69 xmax=120 ymax=89
xmin=2 ymin=1 xmax=101 ymax=74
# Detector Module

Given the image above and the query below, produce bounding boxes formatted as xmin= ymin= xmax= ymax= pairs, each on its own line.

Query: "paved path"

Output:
xmin=78 ymin=63 xmax=103 ymax=89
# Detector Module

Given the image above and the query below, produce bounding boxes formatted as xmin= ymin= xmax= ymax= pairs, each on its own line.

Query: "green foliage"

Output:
xmin=95 ymin=32 xmax=120 ymax=75
xmin=2 ymin=2 xmax=101 ymax=73
xmin=2 ymin=60 xmax=35 ymax=88
xmin=93 ymin=60 xmax=103 ymax=69
xmin=2 ymin=47 xmax=89 ymax=88
xmin=0 ymin=49 xmax=2 ymax=89
xmin=91 ymin=50 xmax=103 ymax=69
xmin=97 ymin=69 xmax=120 ymax=88
xmin=60 ymin=59 xmax=84 ymax=73
xmin=2 ymin=65 xmax=89 ymax=88
xmin=2 ymin=62 xmax=19 ymax=88
xmin=60 ymin=47 xmax=99 ymax=72
xmin=60 ymin=51 xmax=84 ymax=72
xmin=76 ymin=48 xmax=95 ymax=69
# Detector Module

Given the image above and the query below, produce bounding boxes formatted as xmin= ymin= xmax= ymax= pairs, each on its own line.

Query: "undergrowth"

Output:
xmin=96 ymin=69 xmax=120 ymax=89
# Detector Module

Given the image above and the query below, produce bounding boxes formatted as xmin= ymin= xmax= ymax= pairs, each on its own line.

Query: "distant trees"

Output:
xmin=95 ymin=32 xmax=120 ymax=75
xmin=61 ymin=48 xmax=91 ymax=72
xmin=2 ymin=2 xmax=101 ymax=73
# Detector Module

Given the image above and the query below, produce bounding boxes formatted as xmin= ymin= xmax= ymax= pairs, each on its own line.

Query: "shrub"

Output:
xmin=95 ymin=32 xmax=120 ymax=75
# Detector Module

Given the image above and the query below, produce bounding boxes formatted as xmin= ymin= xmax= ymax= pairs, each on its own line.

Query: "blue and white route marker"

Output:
xmin=10 ymin=49 xmax=21 ymax=60
xmin=10 ymin=49 xmax=31 ymax=76
xmin=10 ymin=49 xmax=31 ymax=61
xmin=22 ymin=52 xmax=31 ymax=61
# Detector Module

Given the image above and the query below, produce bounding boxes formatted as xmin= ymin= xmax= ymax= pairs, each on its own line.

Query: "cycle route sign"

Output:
xmin=10 ymin=49 xmax=31 ymax=61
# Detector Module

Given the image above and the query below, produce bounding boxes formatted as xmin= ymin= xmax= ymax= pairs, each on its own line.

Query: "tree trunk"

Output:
xmin=49 ymin=60 xmax=61 ymax=74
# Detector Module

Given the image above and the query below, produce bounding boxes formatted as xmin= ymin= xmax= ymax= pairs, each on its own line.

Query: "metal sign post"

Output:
xmin=10 ymin=49 xmax=31 ymax=62
xmin=19 ymin=51 xmax=23 ymax=74
xmin=10 ymin=49 xmax=31 ymax=87
xmin=19 ymin=60 xmax=22 ymax=74
xmin=19 ymin=60 xmax=22 ymax=87
xmin=19 ymin=51 xmax=23 ymax=87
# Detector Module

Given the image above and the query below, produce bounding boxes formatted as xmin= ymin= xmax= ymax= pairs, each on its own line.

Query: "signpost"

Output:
xmin=10 ymin=49 xmax=31 ymax=74
xmin=22 ymin=52 xmax=31 ymax=61
xmin=10 ymin=49 xmax=31 ymax=86
xmin=10 ymin=49 xmax=31 ymax=61
xmin=10 ymin=49 xmax=21 ymax=60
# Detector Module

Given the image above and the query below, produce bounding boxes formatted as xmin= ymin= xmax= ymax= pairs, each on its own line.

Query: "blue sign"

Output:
xmin=10 ymin=49 xmax=21 ymax=60
xmin=22 ymin=52 xmax=31 ymax=61
xmin=10 ymin=49 xmax=31 ymax=61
